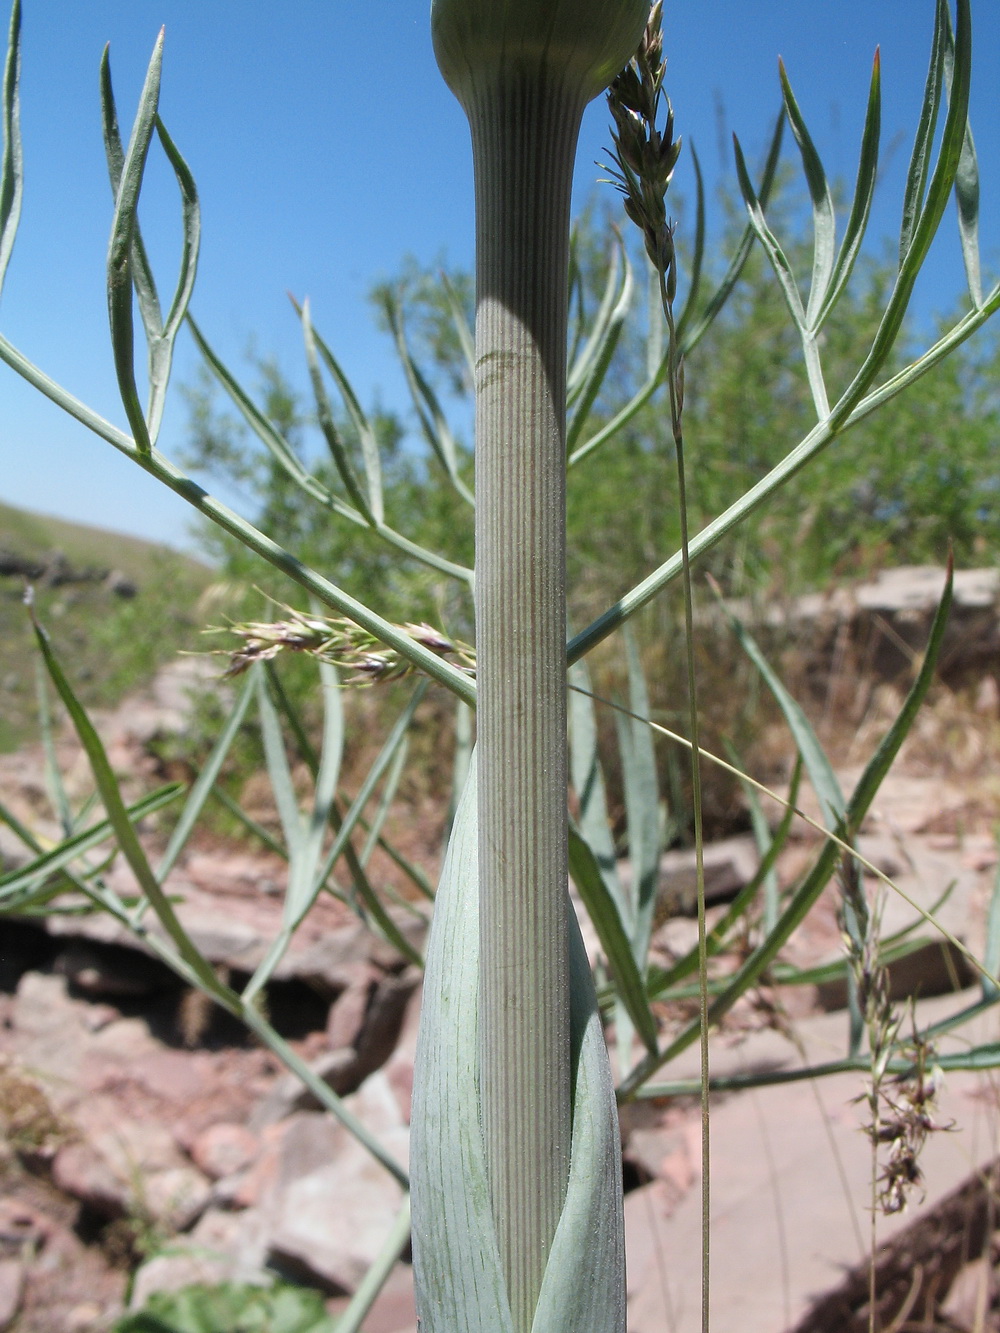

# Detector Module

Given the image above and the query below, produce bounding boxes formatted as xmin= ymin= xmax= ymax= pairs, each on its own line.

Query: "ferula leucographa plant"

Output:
xmin=3 ymin=0 xmax=1000 ymax=1331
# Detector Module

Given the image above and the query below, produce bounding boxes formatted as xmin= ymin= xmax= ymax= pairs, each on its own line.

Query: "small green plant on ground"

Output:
xmin=1 ymin=1 xmax=999 ymax=1331
xmin=111 ymin=1280 xmax=334 ymax=1333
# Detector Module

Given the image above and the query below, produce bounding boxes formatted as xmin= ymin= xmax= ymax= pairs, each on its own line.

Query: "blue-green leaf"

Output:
xmin=732 ymin=131 xmax=806 ymax=331
xmin=155 ymin=670 xmax=256 ymax=882
xmin=942 ymin=1 xmax=982 ymax=308
xmin=779 ymin=57 xmax=835 ymax=329
xmin=677 ymin=110 xmax=783 ymax=355
xmin=982 ymin=859 xmax=1000 ymax=1002
xmin=300 ymin=297 xmax=381 ymax=525
xmin=105 ymin=30 xmax=163 ymax=455
xmin=899 ymin=0 xmax=947 ymax=266
xmin=817 ymin=48 xmax=881 ymax=328
xmin=616 ymin=628 xmax=661 ymax=960
xmin=0 ymin=0 xmax=23 ymax=301
xmin=411 ymin=758 xmax=626 ymax=1331
xmin=29 ymin=602 xmax=228 ymax=1000
xmin=716 ymin=596 xmax=844 ymax=831
xmin=568 ymin=824 xmax=657 ymax=1054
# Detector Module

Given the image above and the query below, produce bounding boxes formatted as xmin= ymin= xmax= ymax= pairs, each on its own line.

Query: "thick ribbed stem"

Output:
xmin=469 ymin=74 xmax=582 ymax=1331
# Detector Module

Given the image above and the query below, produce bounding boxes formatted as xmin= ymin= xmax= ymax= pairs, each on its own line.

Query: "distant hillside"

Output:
xmin=0 ymin=502 xmax=214 ymax=752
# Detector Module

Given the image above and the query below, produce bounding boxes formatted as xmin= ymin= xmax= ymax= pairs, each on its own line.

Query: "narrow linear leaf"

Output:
xmin=187 ymin=313 xmax=349 ymax=516
xmin=567 ymin=230 xmax=627 ymax=397
xmin=0 ymin=786 xmax=182 ymax=902
xmin=244 ymin=1006 xmax=409 ymax=1188
xmin=732 ymin=131 xmax=806 ymax=330
xmin=982 ymin=859 xmax=1000 ymax=1002
xmin=339 ymin=854 xmax=424 ymax=971
xmin=263 ymin=660 xmax=319 ymax=776
xmin=359 ymin=737 xmax=408 ymax=868
xmin=817 ymin=48 xmax=881 ymax=328
xmin=715 ymin=592 xmax=844 ymax=830
xmin=770 ymin=933 xmax=935 ymax=990
xmin=378 ymin=287 xmax=474 ymax=507
xmin=290 ymin=296 xmax=385 ymax=528
xmin=953 ymin=117 xmax=981 ymax=308
xmin=155 ymin=668 xmax=256 ymax=882
xmin=255 ymin=665 xmax=305 ymax=857
xmin=899 ymin=0 xmax=948 ymax=265
xmin=567 ymin=236 xmax=587 ymax=370
xmin=568 ymin=340 xmax=667 ymax=469
xmin=838 ymin=0 xmax=971 ymax=417
xmin=778 ymin=57 xmax=835 ymax=328
xmin=35 ymin=662 xmax=73 ymax=836
xmin=644 ymin=758 xmax=802 ymax=1001
xmin=568 ymin=825 xmax=657 ymax=1054
xmin=566 ymin=239 xmax=633 ymax=455
xmin=331 ymin=1196 xmax=412 ymax=1333
xmin=0 ymin=795 xmax=42 ymax=854
xmin=441 ymin=269 xmax=476 ymax=391
xmin=618 ymin=628 xmax=661 ymax=960
xmin=211 ymin=784 xmax=287 ymax=858
xmin=314 ymin=683 xmax=426 ymax=896
xmin=29 ymin=605 xmax=229 ymax=1000
xmin=301 ymin=297 xmax=375 ymax=523
xmin=677 ymin=110 xmax=784 ymax=355
xmin=100 ymin=48 xmax=162 ymax=341
xmin=106 ymin=29 xmax=164 ymax=455
xmin=568 ymin=661 xmax=627 ymax=925
xmin=732 ymin=745 xmax=802 ymax=935
xmin=942 ymin=1 xmax=982 ymax=308
xmin=145 ymin=114 xmax=201 ymax=443
xmin=156 ymin=117 xmax=200 ymax=339
xmin=284 ymin=656 xmax=344 ymax=925
xmin=0 ymin=0 xmax=23 ymax=300
xmin=569 ymin=275 xmax=999 ymax=665
xmin=262 ymin=659 xmax=430 ymax=907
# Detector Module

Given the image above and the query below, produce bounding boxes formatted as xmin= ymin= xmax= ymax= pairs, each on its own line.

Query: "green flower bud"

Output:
xmin=432 ymin=0 xmax=650 ymax=110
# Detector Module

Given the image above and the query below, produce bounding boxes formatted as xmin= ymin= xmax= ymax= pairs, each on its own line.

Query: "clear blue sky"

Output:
xmin=1 ymin=2 xmax=997 ymax=551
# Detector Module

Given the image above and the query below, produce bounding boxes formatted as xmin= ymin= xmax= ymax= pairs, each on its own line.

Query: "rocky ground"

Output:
xmin=1 ymin=567 xmax=999 ymax=1332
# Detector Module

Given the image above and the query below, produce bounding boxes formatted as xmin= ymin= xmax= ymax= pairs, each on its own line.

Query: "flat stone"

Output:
xmin=53 ymin=1099 xmax=211 ymax=1228
xmin=189 ymin=1122 xmax=260 ymax=1181
xmin=9 ymin=973 xmax=91 ymax=1098
xmin=141 ymin=1166 xmax=213 ymax=1231
xmin=262 ymin=1074 xmax=409 ymax=1293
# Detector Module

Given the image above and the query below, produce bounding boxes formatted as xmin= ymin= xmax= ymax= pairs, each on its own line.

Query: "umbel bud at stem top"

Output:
xmin=433 ymin=0 xmax=650 ymax=111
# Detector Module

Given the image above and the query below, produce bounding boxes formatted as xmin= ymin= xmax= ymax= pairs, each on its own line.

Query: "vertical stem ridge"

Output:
xmin=469 ymin=72 xmax=583 ymax=1331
